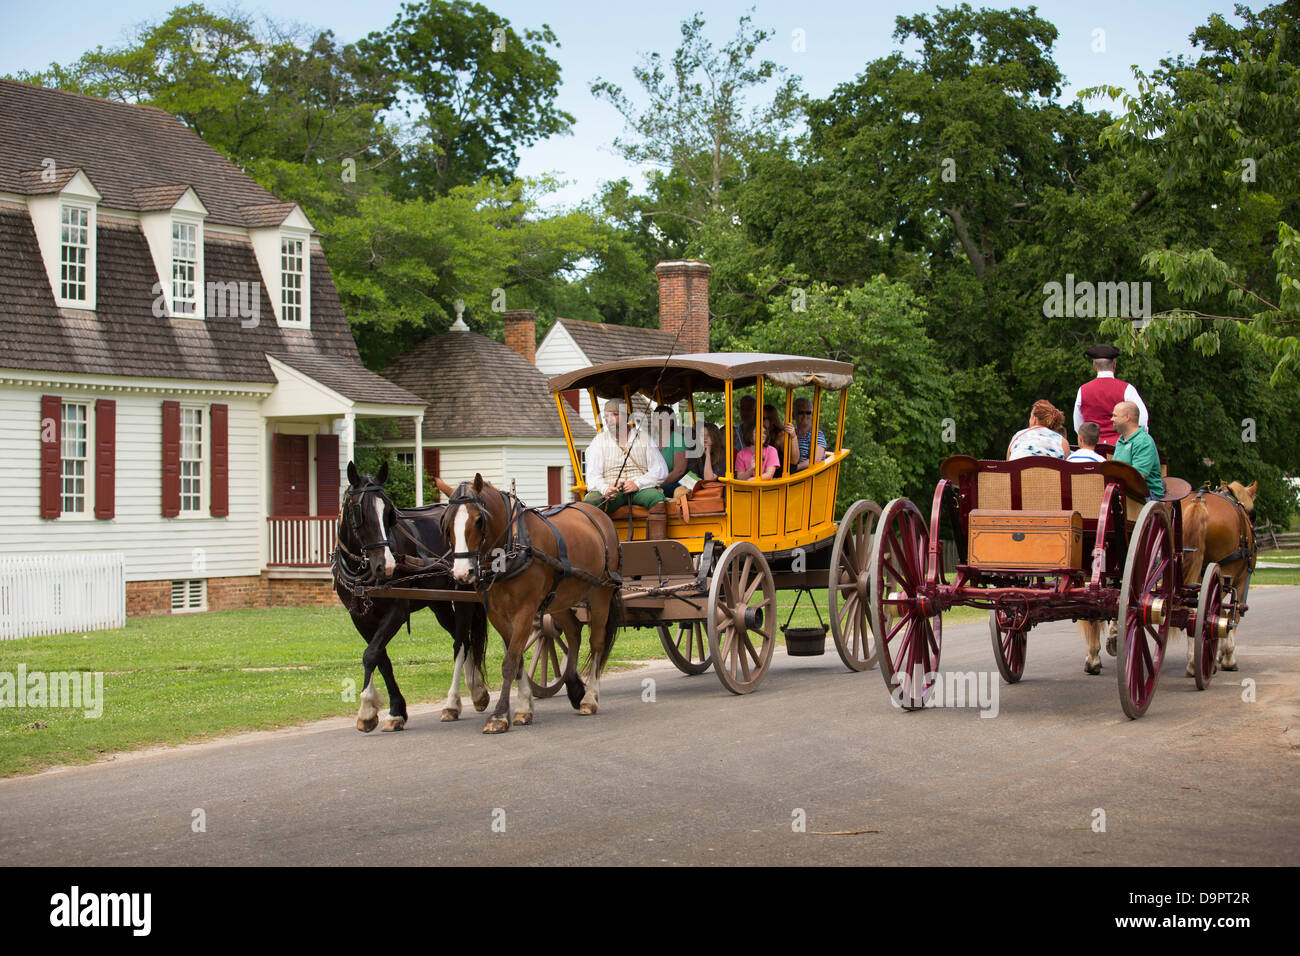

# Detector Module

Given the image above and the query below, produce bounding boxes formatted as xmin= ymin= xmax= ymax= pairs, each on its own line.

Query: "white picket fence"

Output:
xmin=0 ymin=552 xmax=126 ymax=639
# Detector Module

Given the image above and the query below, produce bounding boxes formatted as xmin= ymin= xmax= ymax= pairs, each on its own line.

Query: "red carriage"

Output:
xmin=866 ymin=455 xmax=1237 ymax=718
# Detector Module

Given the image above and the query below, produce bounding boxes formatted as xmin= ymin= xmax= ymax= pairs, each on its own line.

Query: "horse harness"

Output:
xmin=1198 ymin=485 xmax=1258 ymax=572
xmin=445 ymin=484 xmax=623 ymax=616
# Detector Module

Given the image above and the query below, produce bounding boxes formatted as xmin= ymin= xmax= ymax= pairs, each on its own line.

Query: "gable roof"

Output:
xmin=556 ymin=317 xmax=677 ymax=366
xmin=0 ymin=204 xmax=415 ymax=400
xmin=0 ymin=80 xmax=292 ymax=229
xmin=382 ymin=330 xmax=594 ymax=441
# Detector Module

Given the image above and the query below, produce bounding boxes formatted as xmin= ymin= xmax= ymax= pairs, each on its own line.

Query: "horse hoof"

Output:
xmin=473 ymin=693 xmax=490 ymax=713
xmin=440 ymin=708 xmax=460 ymax=722
xmin=1105 ymin=637 xmax=1117 ymax=657
xmin=1084 ymin=662 xmax=1102 ymax=676
xmin=512 ymin=712 xmax=533 ymax=726
xmin=579 ymin=702 xmax=598 ymax=715
xmin=381 ymin=716 xmax=406 ymax=732
xmin=1221 ymin=661 xmax=1238 ymax=672
xmin=1185 ymin=664 xmax=1197 ymax=678
xmin=356 ymin=715 xmax=379 ymax=733
xmin=482 ymin=717 xmax=510 ymax=735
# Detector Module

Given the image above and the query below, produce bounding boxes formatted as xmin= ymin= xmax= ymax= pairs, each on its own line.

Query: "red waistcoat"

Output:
xmin=1080 ymin=376 xmax=1130 ymax=443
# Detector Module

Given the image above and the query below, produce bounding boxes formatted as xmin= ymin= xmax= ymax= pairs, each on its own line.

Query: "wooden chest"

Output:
xmin=967 ymin=509 xmax=1083 ymax=571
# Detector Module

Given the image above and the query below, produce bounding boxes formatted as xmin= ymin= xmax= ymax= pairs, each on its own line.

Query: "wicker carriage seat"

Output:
xmin=939 ymin=455 xmax=1151 ymax=526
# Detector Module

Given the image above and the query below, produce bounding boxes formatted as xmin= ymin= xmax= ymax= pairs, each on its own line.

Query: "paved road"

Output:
xmin=2 ymin=589 xmax=1297 ymax=866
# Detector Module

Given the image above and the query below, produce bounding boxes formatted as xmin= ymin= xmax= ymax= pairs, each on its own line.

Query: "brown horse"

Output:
xmin=435 ymin=474 xmax=624 ymax=734
xmin=1179 ymin=481 xmax=1257 ymax=674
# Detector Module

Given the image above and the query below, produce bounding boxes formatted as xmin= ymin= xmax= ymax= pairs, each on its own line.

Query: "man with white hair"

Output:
xmin=584 ymin=398 xmax=669 ymax=537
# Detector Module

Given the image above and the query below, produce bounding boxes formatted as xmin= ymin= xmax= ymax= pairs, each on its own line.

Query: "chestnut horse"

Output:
xmin=334 ymin=461 xmax=490 ymax=732
xmin=1178 ymin=481 xmax=1257 ymax=674
xmin=436 ymin=474 xmax=624 ymax=734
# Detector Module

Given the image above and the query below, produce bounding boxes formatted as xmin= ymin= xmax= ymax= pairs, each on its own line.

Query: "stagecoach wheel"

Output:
xmin=706 ymin=542 xmax=776 ymax=695
xmin=656 ymin=621 xmax=713 ymax=675
xmin=868 ymin=498 xmax=941 ymax=710
xmin=828 ymin=499 xmax=882 ymax=671
xmin=1193 ymin=563 xmax=1232 ymax=691
xmin=1116 ymin=502 xmax=1174 ymax=719
xmin=989 ymin=611 xmax=1027 ymax=684
xmin=523 ymin=615 xmax=571 ymax=699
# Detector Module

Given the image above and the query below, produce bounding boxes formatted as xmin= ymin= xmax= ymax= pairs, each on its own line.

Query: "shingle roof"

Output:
xmin=382 ymin=330 xmax=595 ymax=441
xmin=0 ymin=79 xmax=288 ymax=228
xmin=0 ymin=205 xmax=366 ymax=385
xmin=272 ymin=352 xmax=424 ymax=407
xmin=557 ymin=317 xmax=677 ymax=365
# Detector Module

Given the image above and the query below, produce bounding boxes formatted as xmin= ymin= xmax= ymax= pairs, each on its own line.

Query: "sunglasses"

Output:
xmin=796 ymin=411 xmax=812 ymax=416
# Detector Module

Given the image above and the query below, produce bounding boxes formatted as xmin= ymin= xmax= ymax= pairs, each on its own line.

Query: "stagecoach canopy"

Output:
xmin=547 ymin=353 xmax=854 ymax=404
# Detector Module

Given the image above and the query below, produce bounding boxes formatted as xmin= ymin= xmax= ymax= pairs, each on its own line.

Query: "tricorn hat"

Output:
xmin=1084 ymin=344 xmax=1121 ymax=360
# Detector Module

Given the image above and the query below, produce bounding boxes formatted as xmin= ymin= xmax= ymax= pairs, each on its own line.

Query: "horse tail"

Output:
xmin=594 ymin=587 xmax=624 ymax=677
xmin=1180 ymin=494 xmax=1209 ymax=585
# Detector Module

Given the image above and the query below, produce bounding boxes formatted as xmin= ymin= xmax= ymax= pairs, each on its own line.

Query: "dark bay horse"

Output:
xmin=435 ymin=474 xmax=624 ymax=734
xmin=334 ymin=461 xmax=490 ymax=732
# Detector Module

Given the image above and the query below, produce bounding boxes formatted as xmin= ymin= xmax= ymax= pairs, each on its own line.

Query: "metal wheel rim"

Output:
xmin=1193 ymin=563 xmax=1224 ymax=691
xmin=656 ymin=620 xmax=713 ymax=675
xmin=1116 ymin=502 xmax=1173 ymax=719
xmin=706 ymin=542 xmax=776 ymax=695
xmin=989 ymin=611 xmax=1027 ymax=684
xmin=524 ymin=622 xmax=570 ymax=698
xmin=869 ymin=498 xmax=941 ymax=710
xmin=828 ymin=499 xmax=882 ymax=672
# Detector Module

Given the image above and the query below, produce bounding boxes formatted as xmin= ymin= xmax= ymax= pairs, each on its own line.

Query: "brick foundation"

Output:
xmin=126 ymin=573 xmax=338 ymax=617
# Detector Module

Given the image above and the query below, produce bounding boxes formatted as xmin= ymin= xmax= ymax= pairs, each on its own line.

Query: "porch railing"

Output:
xmin=267 ymin=516 xmax=338 ymax=568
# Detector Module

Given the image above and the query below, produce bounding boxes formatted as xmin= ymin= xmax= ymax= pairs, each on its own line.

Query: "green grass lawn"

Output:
xmin=0 ymin=597 xmax=987 ymax=778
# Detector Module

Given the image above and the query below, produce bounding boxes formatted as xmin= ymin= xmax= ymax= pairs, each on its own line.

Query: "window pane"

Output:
xmin=60 ymin=402 xmax=87 ymax=513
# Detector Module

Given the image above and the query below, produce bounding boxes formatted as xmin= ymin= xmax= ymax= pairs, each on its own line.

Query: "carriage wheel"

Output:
xmin=989 ymin=611 xmax=1028 ymax=684
xmin=523 ymin=615 xmax=570 ymax=699
xmin=828 ymin=499 xmax=882 ymax=672
xmin=706 ymin=542 xmax=776 ymax=695
xmin=868 ymin=498 xmax=941 ymax=710
xmin=1116 ymin=502 xmax=1174 ymax=719
xmin=1193 ymin=563 xmax=1233 ymax=690
xmin=656 ymin=621 xmax=713 ymax=675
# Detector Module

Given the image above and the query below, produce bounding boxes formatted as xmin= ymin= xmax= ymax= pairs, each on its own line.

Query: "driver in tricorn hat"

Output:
xmin=1072 ymin=344 xmax=1150 ymax=446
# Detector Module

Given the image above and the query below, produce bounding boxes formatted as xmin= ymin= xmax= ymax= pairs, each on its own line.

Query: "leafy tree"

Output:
xmin=358 ymin=0 xmax=573 ymax=195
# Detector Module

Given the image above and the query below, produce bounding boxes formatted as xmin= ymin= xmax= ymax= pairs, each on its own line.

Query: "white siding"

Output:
xmin=434 ymin=443 xmax=505 ymax=492
xmin=535 ymin=324 xmax=599 ymax=429
xmin=0 ymin=385 xmax=264 ymax=581
xmin=502 ymin=441 xmax=576 ymax=506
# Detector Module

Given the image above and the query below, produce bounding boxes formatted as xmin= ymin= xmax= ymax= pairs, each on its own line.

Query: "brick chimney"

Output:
xmin=655 ymin=260 xmax=711 ymax=354
xmin=503 ymin=309 xmax=536 ymax=363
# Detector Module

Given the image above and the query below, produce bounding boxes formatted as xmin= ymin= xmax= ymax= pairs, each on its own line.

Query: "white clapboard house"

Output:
xmin=0 ymin=79 xmax=428 ymax=632
xmin=375 ymin=309 xmax=593 ymax=506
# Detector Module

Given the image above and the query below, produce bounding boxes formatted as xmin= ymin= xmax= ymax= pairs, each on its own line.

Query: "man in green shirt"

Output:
xmin=1111 ymin=401 xmax=1164 ymax=499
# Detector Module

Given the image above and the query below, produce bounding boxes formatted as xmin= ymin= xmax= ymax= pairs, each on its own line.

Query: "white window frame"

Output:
xmin=59 ymin=400 xmax=94 ymax=519
xmin=170 ymin=213 xmax=205 ymax=320
xmin=395 ymin=451 xmax=415 ymax=468
xmin=178 ymin=405 xmax=207 ymax=517
xmin=279 ymin=234 xmax=307 ymax=327
xmin=59 ymin=204 xmax=92 ymax=305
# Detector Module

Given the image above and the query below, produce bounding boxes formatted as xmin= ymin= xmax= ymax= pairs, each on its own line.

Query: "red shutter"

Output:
xmin=94 ymin=399 xmax=116 ymax=519
xmin=563 ymin=389 xmax=580 ymax=413
xmin=424 ymin=448 xmax=440 ymax=501
xmin=316 ymin=434 xmax=340 ymax=514
xmin=210 ymin=403 xmax=229 ymax=517
xmin=40 ymin=394 xmax=61 ymax=519
xmin=548 ymin=466 xmax=562 ymax=506
xmin=161 ymin=400 xmax=180 ymax=517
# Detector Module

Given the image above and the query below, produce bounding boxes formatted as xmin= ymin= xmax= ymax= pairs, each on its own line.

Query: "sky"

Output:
xmin=1 ymin=0 xmax=1243 ymax=210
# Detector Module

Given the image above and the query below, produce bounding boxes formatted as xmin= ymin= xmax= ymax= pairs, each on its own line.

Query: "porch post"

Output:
xmin=338 ymin=411 xmax=354 ymax=495
xmin=414 ymin=412 xmax=424 ymax=506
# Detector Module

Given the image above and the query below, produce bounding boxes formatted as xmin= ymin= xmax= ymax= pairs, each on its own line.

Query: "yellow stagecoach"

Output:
xmin=523 ymin=352 xmax=883 ymax=695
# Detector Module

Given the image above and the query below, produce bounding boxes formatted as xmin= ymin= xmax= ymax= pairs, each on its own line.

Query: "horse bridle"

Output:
xmin=441 ymin=483 xmax=517 ymax=583
xmin=337 ymin=480 xmax=394 ymax=569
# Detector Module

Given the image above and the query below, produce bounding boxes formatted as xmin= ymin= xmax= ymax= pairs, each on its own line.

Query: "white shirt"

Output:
xmin=1068 ymin=448 xmax=1107 ymax=463
xmin=1073 ymin=371 xmax=1150 ymax=433
xmin=585 ymin=424 xmax=667 ymax=494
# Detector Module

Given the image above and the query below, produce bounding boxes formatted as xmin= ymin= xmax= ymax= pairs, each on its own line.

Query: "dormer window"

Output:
xmin=172 ymin=220 xmax=199 ymax=316
xmin=60 ymin=204 xmax=91 ymax=303
xmin=280 ymin=236 xmax=305 ymax=324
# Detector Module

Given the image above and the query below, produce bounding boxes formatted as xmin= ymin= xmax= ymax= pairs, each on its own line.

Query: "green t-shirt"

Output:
xmin=1114 ymin=428 xmax=1164 ymax=498
xmin=661 ymin=440 xmax=688 ymax=473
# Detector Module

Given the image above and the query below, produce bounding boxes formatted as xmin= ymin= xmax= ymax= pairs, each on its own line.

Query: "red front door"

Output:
xmin=273 ymin=434 xmax=309 ymax=516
